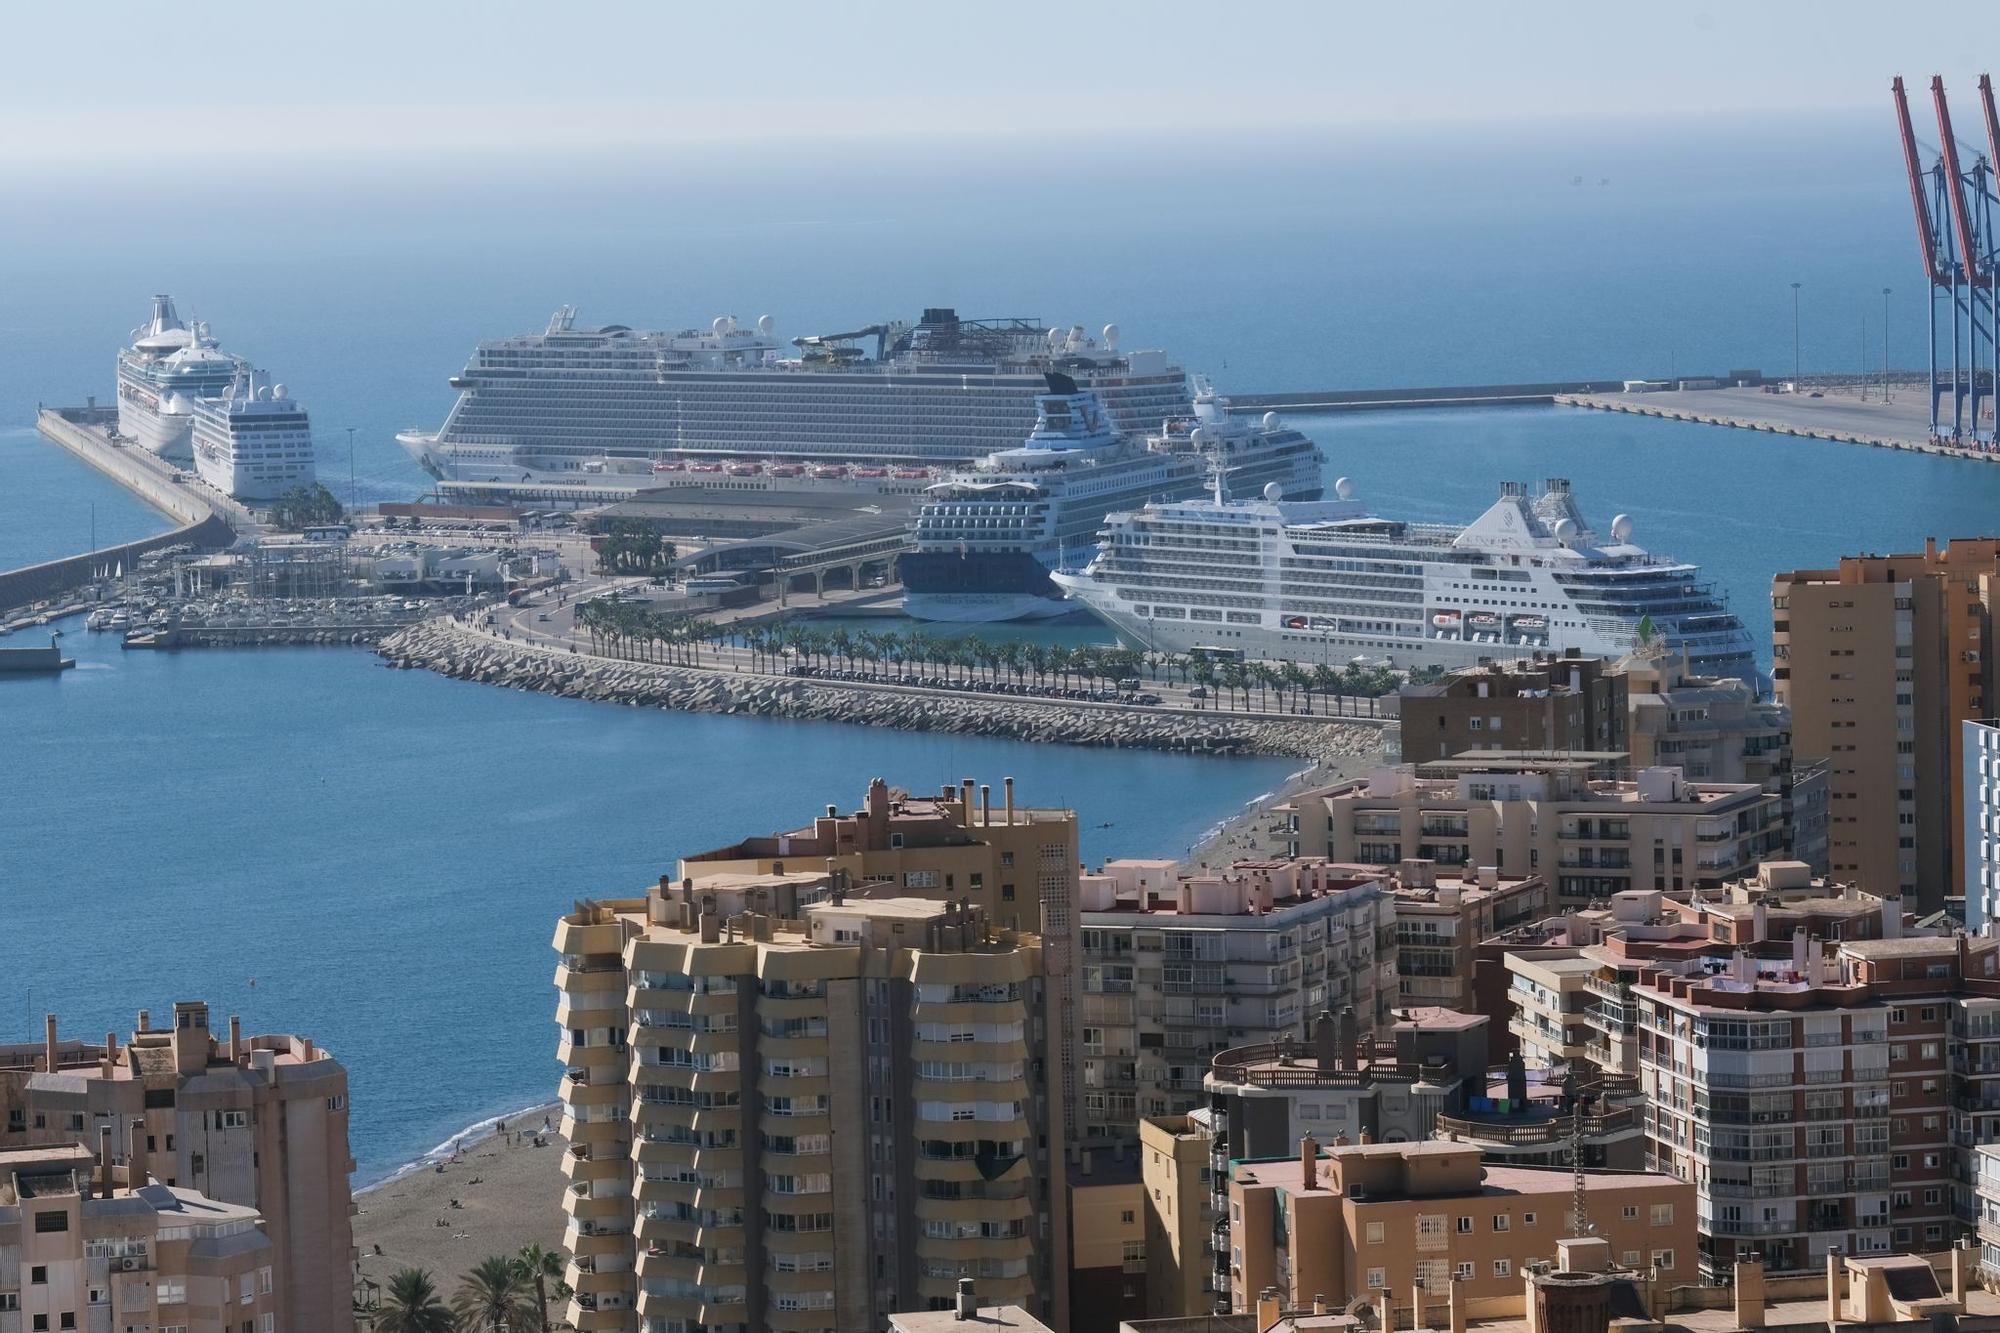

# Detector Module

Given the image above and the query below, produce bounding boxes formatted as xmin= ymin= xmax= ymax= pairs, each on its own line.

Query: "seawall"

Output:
xmin=1 ymin=410 xmax=237 ymax=614
xmin=378 ymin=620 xmax=1382 ymax=762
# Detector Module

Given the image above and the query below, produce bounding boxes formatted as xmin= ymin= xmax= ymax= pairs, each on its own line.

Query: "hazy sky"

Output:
xmin=6 ymin=1 xmax=1997 ymax=164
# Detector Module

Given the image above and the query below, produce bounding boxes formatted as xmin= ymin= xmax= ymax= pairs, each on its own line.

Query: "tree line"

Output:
xmin=369 ymin=1244 xmax=563 ymax=1332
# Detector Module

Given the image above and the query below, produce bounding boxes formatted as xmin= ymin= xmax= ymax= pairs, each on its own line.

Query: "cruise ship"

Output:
xmin=900 ymin=376 xmax=1323 ymax=622
xmin=397 ymin=306 xmax=1195 ymax=494
xmin=1050 ymin=477 xmax=1758 ymax=681
xmin=116 ymin=295 xmax=244 ymax=459
xmin=189 ymin=368 xmax=316 ymax=500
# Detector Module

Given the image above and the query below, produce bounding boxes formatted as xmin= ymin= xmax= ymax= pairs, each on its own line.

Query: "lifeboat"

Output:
xmin=853 ymin=466 xmax=889 ymax=478
xmin=1431 ymin=611 xmax=1462 ymax=629
xmin=652 ymin=461 xmax=687 ymax=472
xmin=769 ymin=464 xmax=805 ymax=477
xmin=809 ymin=464 xmax=849 ymax=479
xmin=1282 ymin=615 xmax=1308 ymax=630
xmin=725 ymin=462 xmax=763 ymax=476
xmin=1466 ymin=612 xmax=1502 ymax=630
xmin=1509 ymin=614 xmax=1549 ymax=632
xmin=689 ymin=461 xmax=723 ymax=473
xmin=891 ymin=467 xmax=929 ymax=479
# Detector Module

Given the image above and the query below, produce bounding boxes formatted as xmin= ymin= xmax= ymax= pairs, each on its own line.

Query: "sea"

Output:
xmin=0 ymin=109 xmax=1984 ymax=1181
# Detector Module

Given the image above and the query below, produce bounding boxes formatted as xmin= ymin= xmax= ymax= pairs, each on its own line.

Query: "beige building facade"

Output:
xmin=0 ymin=1004 xmax=354 ymax=1333
xmin=1773 ymin=538 xmax=2000 ymax=906
xmin=554 ymin=876 xmax=1070 ymax=1333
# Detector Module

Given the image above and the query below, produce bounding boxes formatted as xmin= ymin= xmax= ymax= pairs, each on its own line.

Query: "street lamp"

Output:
xmin=1800 ymin=278 xmax=1816 ymax=384
xmin=1882 ymin=287 xmax=1893 ymax=403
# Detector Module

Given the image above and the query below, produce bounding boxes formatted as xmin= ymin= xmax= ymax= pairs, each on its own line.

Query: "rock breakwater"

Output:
xmin=378 ymin=621 xmax=1381 ymax=762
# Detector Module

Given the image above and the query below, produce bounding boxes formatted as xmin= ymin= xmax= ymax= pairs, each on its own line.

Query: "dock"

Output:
xmin=1 ymin=408 xmax=241 ymax=617
xmin=0 ymin=638 xmax=75 ymax=674
xmin=1551 ymin=385 xmax=1996 ymax=459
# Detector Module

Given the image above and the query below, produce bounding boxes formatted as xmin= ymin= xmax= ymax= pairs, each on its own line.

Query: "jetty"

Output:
xmin=1553 ymin=384 xmax=1994 ymax=458
xmin=0 ymin=636 xmax=74 ymax=675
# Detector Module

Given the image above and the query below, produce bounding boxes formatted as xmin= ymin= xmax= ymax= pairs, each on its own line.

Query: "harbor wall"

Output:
xmin=379 ymin=620 xmax=1383 ymax=762
xmin=0 ymin=410 xmax=237 ymax=614
xmin=1226 ymin=379 xmax=1636 ymax=412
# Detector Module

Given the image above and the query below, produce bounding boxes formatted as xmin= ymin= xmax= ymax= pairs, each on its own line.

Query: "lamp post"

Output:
xmin=1800 ymin=278 xmax=1816 ymax=384
xmin=1882 ymin=287 xmax=1892 ymax=403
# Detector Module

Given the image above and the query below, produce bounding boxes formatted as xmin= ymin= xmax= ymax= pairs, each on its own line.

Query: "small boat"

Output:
xmin=651 ymin=460 xmax=687 ymax=473
xmin=1282 ymin=615 xmax=1308 ymax=630
xmin=1430 ymin=611 xmax=1461 ymax=629
xmin=808 ymin=464 xmax=848 ymax=479
xmin=891 ymin=467 xmax=929 ymax=479
xmin=853 ymin=466 xmax=888 ymax=478
xmin=689 ymin=461 xmax=723 ymax=473
xmin=768 ymin=464 xmax=805 ymax=477
xmin=725 ymin=462 xmax=763 ymax=476
xmin=1467 ymin=612 xmax=1502 ymax=630
xmin=1509 ymin=614 xmax=1549 ymax=632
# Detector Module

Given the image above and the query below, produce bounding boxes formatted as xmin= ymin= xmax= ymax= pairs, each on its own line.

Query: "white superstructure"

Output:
xmin=115 ymin=295 xmax=244 ymax=459
xmin=190 ymin=368 xmax=316 ymax=500
xmin=1051 ymin=476 xmax=1758 ymax=681
xmin=900 ymin=378 xmax=1323 ymax=622
xmin=396 ymin=307 xmax=1196 ymax=497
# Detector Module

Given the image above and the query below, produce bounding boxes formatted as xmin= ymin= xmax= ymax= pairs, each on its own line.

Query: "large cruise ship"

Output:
xmin=900 ymin=376 xmax=1323 ymax=622
xmin=189 ymin=367 xmax=316 ymax=500
xmin=1050 ymin=477 xmax=1758 ymax=681
xmin=397 ymin=306 xmax=1195 ymax=494
xmin=116 ymin=295 xmax=244 ymax=460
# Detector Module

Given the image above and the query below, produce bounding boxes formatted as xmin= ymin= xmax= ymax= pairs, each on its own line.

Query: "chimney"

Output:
xmin=1751 ymin=900 xmax=1768 ymax=944
xmin=101 ymin=1031 xmax=117 ymax=1080
xmin=980 ymin=784 xmax=991 ymax=826
xmin=1881 ymin=897 xmax=1902 ymax=940
xmin=1791 ymin=927 xmax=1808 ymax=974
xmin=1826 ymin=1248 xmax=1844 ymax=1323
xmin=43 ymin=1013 xmax=57 ymax=1074
xmin=699 ymin=896 xmax=720 ymax=944
xmin=1735 ymin=1257 xmax=1767 ymax=1329
xmin=1411 ymin=1280 xmax=1427 ymax=1331
xmin=127 ymin=1117 xmax=148 ymax=1189
xmin=1507 ymin=1048 xmax=1529 ymax=1107
xmin=96 ymin=1126 xmax=113 ymax=1199
xmin=1315 ymin=1009 xmax=1338 ymax=1069
xmin=1258 ymin=1288 xmax=1284 ymax=1333
xmin=1301 ymin=1134 xmax=1320 ymax=1190
xmin=136 ymin=1009 xmax=150 ymax=1033
xmin=961 ymin=778 xmax=975 ymax=815
xmin=1004 ymin=776 xmax=1015 ymax=825
xmin=229 ymin=1015 xmax=243 ymax=1063
xmin=1339 ymin=1004 xmax=1359 ymax=1071
xmin=1378 ymin=1288 xmax=1395 ymax=1333
xmin=1450 ymin=1276 xmax=1468 ymax=1333
xmin=1315 ymin=1295 xmax=1330 ymax=1316
xmin=1360 ymin=1129 xmax=1373 ymax=1145
xmin=955 ymin=1277 xmax=977 ymax=1320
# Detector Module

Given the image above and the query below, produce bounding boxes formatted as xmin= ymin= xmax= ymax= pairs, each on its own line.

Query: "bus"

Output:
xmin=1188 ymin=645 xmax=1246 ymax=664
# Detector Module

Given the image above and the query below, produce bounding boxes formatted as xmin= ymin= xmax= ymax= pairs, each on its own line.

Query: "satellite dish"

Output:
xmin=1554 ymin=517 xmax=1579 ymax=543
xmin=1263 ymin=482 xmax=1284 ymax=501
xmin=1262 ymin=411 xmax=1281 ymax=430
xmin=1610 ymin=513 xmax=1634 ymax=542
xmin=756 ymin=314 xmax=774 ymax=336
xmin=1335 ymin=477 xmax=1355 ymax=501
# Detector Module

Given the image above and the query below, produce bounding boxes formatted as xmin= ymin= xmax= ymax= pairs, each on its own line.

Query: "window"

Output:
xmin=59 ymin=1316 xmax=74 ymax=1332
xmin=1523 ymin=1212 xmax=1537 ymax=1226
xmin=157 ymin=1280 xmax=187 ymax=1305
xmin=1366 ymin=1267 xmax=1386 ymax=1291
xmin=1494 ymin=1260 xmax=1513 ymax=1278
xmin=1493 ymin=1214 xmax=1511 ymax=1232
xmin=33 ymin=1211 xmax=67 ymax=1233
xmin=217 ymin=1110 xmax=248 ymax=1130
xmin=1120 ymin=1210 xmax=1135 ymax=1225
xmin=32 ymin=1317 xmax=46 ymax=1333
xmin=1621 ymin=1205 xmax=1638 ymax=1221
xmin=1652 ymin=1250 xmax=1675 ymax=1270
xmin=30 ymin=1267 xmax=46 ymax=1285
xmin=1366 ymin=1221 xmax=1385 ymax=1244
xmin=1457 ymin=1216 xmax=1474 ymax=1234
xmin=1651 ymin=1203 xmax=1674 ymax=1226
xmin=1455 ymin=1262 xmax=1475 ymax=1280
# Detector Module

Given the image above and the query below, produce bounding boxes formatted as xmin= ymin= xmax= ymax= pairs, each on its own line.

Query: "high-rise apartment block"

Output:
xmin=0 ymin=1004 xmax=355 ymax=1333
xmin=553 ymin=870 xmax=1071 ymax=1332
xmin=0 ymin=1142 xmax=280 ymax=1333
xmin=1394 ymin=650 xmax=1627 ymax=762
xmin=1286 ymin=760 xmax=1795 ymax=904
xmin=1773 ymin=538 xmax=2000 ymax=907
xmin=1075 ymin=858 xmax=1396 ymax=1140
xmin=1965 ymin=719 xmax=2000 ymax=931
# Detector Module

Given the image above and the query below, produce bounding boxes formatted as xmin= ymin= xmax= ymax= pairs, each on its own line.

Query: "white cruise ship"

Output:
xmin=1050 ymin=477 xmax=1758 ymax=681
xmin=396 ymin=307 xmax=1195 ymax=496
xmin=189 ymin=368 xmax=316 ymax=500
xmin=116 ymin=295 xmax=244 ymax=460
xmin=900 ymin=376 xmax=1323 ymax=622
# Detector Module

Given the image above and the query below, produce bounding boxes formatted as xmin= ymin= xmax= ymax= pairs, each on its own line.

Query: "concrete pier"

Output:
xmin=1554 ymin=385 xmax=1993 ymax=459
xmin=0 ymin=409 xmax=240 ymax=616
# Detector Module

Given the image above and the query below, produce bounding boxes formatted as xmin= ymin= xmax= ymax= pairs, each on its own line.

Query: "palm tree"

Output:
xmin=514 ymin=1245 xmax=564 ymax=1333
xmin=451 ymin=1255 xmax=537 ymax=1333
xmin=375 ymin=1268 xmax=453 ymax=1333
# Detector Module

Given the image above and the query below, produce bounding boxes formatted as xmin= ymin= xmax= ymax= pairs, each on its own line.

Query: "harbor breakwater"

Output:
xmin=378 ymin=620 xmax=1383 ymax=761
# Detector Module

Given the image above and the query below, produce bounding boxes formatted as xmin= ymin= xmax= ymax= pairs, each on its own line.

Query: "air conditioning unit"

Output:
xmin=117 ymin=1257 xmax=140 ymax=1272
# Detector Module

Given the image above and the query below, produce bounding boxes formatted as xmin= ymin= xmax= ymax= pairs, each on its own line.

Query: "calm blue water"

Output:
xmin=0 ymin=425 xmax=171 ymax=573
xmin=0 ymin=112 xmax=1974 ymax=1180
xmin=0 ymin=624 xmax=1296 ymax=1181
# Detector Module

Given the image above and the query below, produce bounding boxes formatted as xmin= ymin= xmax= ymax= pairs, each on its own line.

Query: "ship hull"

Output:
xmin=900 ymin=591 xmax=1079 ymax=622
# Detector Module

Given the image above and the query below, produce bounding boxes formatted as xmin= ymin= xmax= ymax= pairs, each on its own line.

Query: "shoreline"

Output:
xmin=357 ymin=1100 xmax=562 ymax=1197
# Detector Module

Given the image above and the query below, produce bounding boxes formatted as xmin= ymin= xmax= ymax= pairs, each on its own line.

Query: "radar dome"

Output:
xmin=1554 ymin=517 xmax=1579 ymax=543
xmin=271 ymin=384 xmax=286 ymax=400
xmin=1334 ymin=477 xmax=1355 ymax=500
xmin=712 ymin=316 xmax=730 ymax=336
xmin=1048 ymin=327 xmax=1064 ymax=345
xmin=1101 ymin=323 xmax=1120 ymax=349
xmin=1610 ymin=513 xmax=1634 ymax=542
xmin=1262 ymin=411 xmax=1281 ymax=430
xmin=1263 ymin=482 xmax=1284 ymax=501
xmin=756 ymin=314 xmax=774 ymax=335
xmin=1189 ymin=427 xmax=1206 ymax=445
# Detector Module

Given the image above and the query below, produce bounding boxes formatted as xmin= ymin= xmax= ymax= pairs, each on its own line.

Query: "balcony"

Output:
xmin=1704 ymin=1217 xmax=1796 ymax=1237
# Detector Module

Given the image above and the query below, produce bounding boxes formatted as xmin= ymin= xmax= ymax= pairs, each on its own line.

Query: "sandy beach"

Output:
xmin=1179 ymin=748 xmax=1380 ymax=872
xmin=352 ymin=1104 xmax=568 ymax=1297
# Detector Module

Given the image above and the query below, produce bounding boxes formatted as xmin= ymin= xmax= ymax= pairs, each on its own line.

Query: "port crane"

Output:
xmin=1892 ymin=75 xmax=2000 ymax=445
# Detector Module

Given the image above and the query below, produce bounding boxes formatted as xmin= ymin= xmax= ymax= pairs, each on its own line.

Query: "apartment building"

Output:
xmin=0 ymin=1004 xmax=355 ymax=1333
xmin=552 ymin=876 xmax=1070 ymax=1333
xmin=1966 ymin=720 xmax=2000 ymax=931
xmin=1223 ymin=1140 xmax=1695 ymax=1317
xmin=1395 ymin=650 xmax=1627 ymax=763
xmin=1065 ymin=1146 xmax=1146 ymax=1332
xmin=1505 ymin=950 xmax=1600 ymax=1068
xmin=1287 ymin=760 xmax=1792 ymax=905
xmin=1137 ymin=1113 xmax=1213 ymax=1321
xmin=0 ymin=1142 xmax=279 ymax=1333
xmin=1773 ymin=538 xmax=2000 ymax=908
xmin=1075 ymin=858 xmax=1396 ymax=1140
xmin=1386 ymin=861 xmax=1551 ymax=1009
